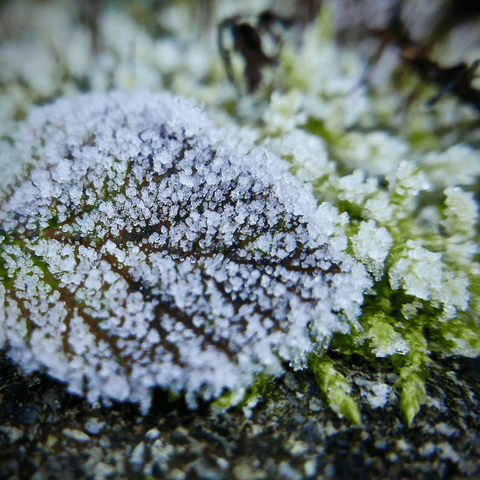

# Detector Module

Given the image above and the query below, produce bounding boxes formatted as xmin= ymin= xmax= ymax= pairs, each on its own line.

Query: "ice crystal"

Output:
xmin=0 ymin=91 xmax=371 ymax=412
xmin=351 ymin=220 xmax=393 ymax=280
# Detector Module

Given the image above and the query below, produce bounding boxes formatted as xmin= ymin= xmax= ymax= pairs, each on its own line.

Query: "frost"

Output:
xmin=386 ymin=161 xmax=431 ymax=218
xmin=364 ymin=192 xmax=395 ymax=224
xmin=368 ymin=383 xmax=391 ymax=409
xmin=0 ymin=0 xmax=479 ymax=426
xmin=422 ymin=145 xmax=480 ymax=188
xmin=389 ymin=240 xmax=444 ymax=300
xmin=351 ymin=220 xmax=394 ymax=280
xmin=0 ymin=91 xmax=371 ymax=412
xmin=355 ymin=379 xmax=393 ymax=409
xmin=337 ymin=131 xmax=410 ymax=176
xmin=442 ymin=186 xmax=479 ymax=240
xmin=265 ymin=129 xmax=335 ymax=184
xmin=262 ymin=91 xmax=307 ymax=134
xmin=335 ymin=170 xmax=379 ymax=205
xmin=389 ymin=240 xmax=470 ymax=319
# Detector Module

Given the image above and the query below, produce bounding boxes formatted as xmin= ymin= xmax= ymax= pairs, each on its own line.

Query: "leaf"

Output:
xmin=0 ymin=91 xmax=371 ymax=413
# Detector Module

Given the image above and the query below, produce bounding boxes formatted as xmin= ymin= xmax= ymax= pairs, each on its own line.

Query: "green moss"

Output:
xmin=211 ymin=375 xmax=275 ymax=412
xmin=328 ymin=264 xmax=480 ymax=425
xmin=391 ymin=327 xmax=430 ymax=426
xmin=304 ymin=118 xmax=347 ymax=148
xmin=309 ymin=354 xmax=362 ymax=425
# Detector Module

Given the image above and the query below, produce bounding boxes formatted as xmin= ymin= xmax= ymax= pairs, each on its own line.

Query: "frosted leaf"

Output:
xmin=364 ymin=191 xmax=395 ymax=224
xmin=0 ymin=91 xmax=371 ymax=412
xmin=371 ymin=331 xmax=411 ymax=358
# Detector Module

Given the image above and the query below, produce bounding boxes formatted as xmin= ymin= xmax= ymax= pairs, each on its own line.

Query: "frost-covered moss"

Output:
xmin=0 ymin=0 xmax=479 ymax=424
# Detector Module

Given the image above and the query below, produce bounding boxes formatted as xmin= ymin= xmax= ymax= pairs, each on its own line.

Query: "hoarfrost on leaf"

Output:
xmin=0 ymin=90 xmax=371 ymax=413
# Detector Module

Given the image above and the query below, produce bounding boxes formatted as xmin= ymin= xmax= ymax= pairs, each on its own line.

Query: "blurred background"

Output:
xmin=0 ymin=0 xmax=479 ymax=149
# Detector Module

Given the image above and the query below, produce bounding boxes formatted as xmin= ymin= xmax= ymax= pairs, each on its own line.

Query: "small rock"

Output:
xmin=435 ymin=422 xmax=458 ymax=437
xmin=192 ymin=459 xmax=226 ymax=480
xmin=17 ymin=404 xmax=40 ymax=425
xmin=46 ymin=435 xmax=58 ymax=448
xmin=233 ymin=462 xmax=267 ymax=480
xmin=172 ymin=426 xmax=190 ymax=443
xmin=93 ymin=462 xmax=115 ymax=480
xmin=0 ymin=426 xmax=24 ymax=443
xmin=62 ymin=428 xmax=91 ymax=442
xmin=284 ymin=372 xmax=300 ymax=391
xmin=419 ymin=442 xmax=436 ymax=457
xmin=290 ymin=440 xmax=308 ymax=455
xmin=146 ymin=427 xmax=160 ymax=440
xmin=215 ymin=457 xmax=229 ymax=470
xmin=309 ymin=397 xmax=323 ymax=412
xmin=168 ymin=468 xmax=186 ymax=480
xmin=437 ymin=442 xmax=461 ymax=463
xmin=304 ymin=459 xmax=317 ymax=478
xmin=279 ymin=461 xmax=303 ymax=480
xmin=99 ymin=435 xmax=111 ymax=448
xmin=84 ymin=417 xmax=106 ymax=436
xmin=130 ymin=442 xmax=145 ymax=467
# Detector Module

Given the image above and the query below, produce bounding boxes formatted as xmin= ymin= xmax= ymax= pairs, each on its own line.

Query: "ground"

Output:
xmin=1 ymin=349 xmax=479 ymax=480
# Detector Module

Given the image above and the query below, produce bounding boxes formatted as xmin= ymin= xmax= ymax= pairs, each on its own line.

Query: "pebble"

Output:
xmin=17 ymin=404 xmax=40 ymax=425
xmin=62 ymin=428 xmax=91 ymax=442
xmin=84 ymin=417 xmax=106 ymax=436
xmin=0 ymin=426 xmax=24 ymax=443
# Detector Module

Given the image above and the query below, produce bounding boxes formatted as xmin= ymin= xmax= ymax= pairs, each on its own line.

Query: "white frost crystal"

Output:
xmin=422 ymin=145 xmax=480 ymax=188
xmin=389 ymin=240 xmax=470 ymax=319
xmin=351 ymin=220 xmax=393 ymax=280
xmin=0 ymin=91 xmax=371 ymax=413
